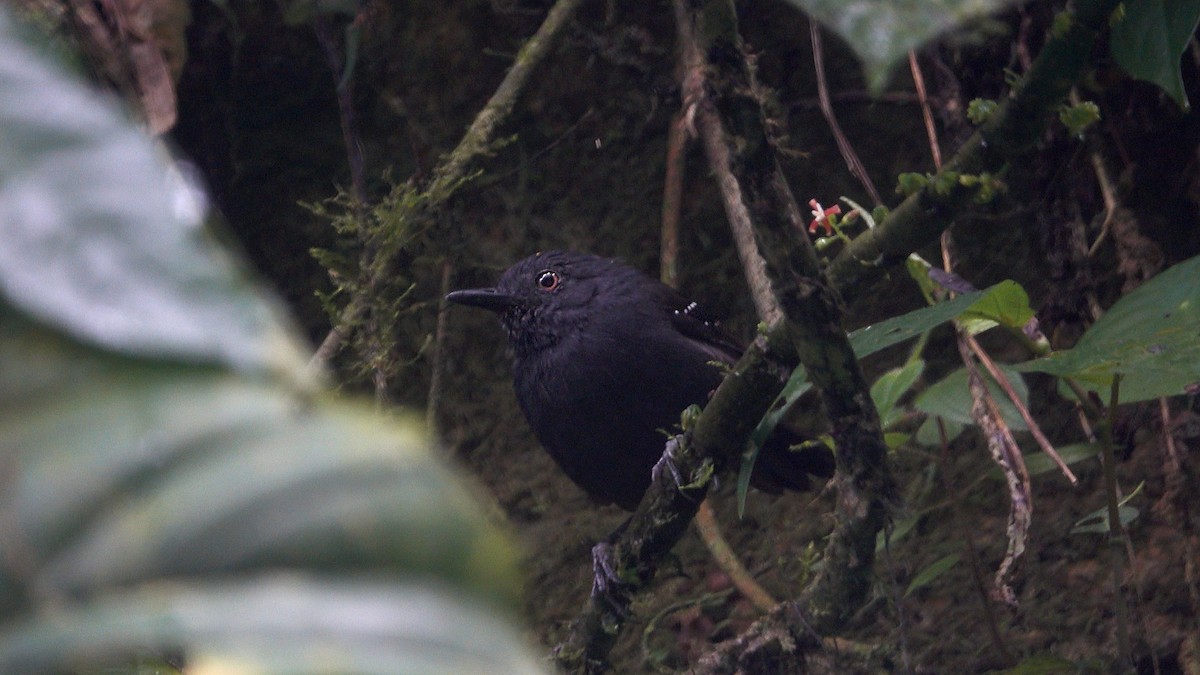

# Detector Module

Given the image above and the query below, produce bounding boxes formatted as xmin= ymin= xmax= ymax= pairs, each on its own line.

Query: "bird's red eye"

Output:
xmin=536 ymin=270 xmax=560 ymax=291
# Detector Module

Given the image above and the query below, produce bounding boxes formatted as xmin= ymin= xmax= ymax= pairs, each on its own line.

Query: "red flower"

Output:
xmin=808 ymin=199 xmax=841 ymax=236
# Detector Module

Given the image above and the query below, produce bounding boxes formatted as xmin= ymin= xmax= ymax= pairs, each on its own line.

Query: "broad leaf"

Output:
xmin=1022 ymin=442 xmax=1102 ymax=477
xmin=904 ymin=553 xmax=960 ymax=596
xmin=0 ymin=578 xmax=544 ymax=674
xmin=1110 ymin=0 xmax=1200 ymax=109
xmin=0 ymin=10 xmax=537 ymax=672
xmin=0 ymin=317 xmax=519 ymax=603
xmin=1016 ymin=254 xmax=1200 ymax=402
xmin=849 ymin=286 xmax=997 ymax=357
xmin=914 ymin=365 xmax=1029 ymax=431
xmin=0 ymin=9 xmax=309 ymax=378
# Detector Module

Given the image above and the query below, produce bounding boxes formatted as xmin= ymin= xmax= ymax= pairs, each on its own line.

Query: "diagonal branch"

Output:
xmin=827 ymin=0 xmax=1125 ymax=301
xmin=309 ymin=0 xmax=586 ymax=370
xmin=556 ymin=1 xmax=898 ymax=670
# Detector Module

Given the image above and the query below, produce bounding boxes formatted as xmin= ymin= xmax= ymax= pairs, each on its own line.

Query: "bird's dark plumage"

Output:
xmin=447 ymin=251 xmax=833 ymax=510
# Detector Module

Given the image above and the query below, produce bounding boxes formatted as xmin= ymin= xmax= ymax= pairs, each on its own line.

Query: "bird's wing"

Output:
xmin=652 ymin=284 xmax=745 ymax=365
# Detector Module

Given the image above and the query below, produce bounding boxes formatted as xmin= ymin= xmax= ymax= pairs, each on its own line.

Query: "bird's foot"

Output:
xmin=650 ymin=436 xmax=685 ymax=489
xmin=590 ymin=541 xmax=631 ymax=618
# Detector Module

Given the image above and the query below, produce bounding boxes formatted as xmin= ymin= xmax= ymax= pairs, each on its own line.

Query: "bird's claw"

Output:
xmin=590 ymin=541 xmax=631 ymax=618
xmin=650 ymin=436 xmax=686 ymax=489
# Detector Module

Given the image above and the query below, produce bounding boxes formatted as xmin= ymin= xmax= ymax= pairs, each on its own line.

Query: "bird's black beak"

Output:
xmin=445 ymin=288 xmax=521 ymax=313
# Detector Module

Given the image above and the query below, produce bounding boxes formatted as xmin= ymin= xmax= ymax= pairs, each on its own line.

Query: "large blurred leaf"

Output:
xmin=0 ymin=9 xmax=538 ymax=672
xmin=0 ymin=9 xmax=308 ymax=377
xmin=783 ymin=0 xmax=1021 ymax=91
xmin=1110 ymin=0 xmax=1200 ymax=110
xmin=1016 ymin=254 xmax=1200 ymax=402
xmin=0 ymin=578 xmax=545 ymax=674
xmin=0 ymin=312 xmax=520 ymax=604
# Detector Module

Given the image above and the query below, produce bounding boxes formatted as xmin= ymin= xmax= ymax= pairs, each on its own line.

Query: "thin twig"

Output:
xmin=1099 ymin=377 xmax=1132 ymax=665
xmin=964 ymin=332 xmax=1078 ymax=484
xmin=908 ymin=51 xmax=942 ymax=170
xmin=310 ymin=0 xmax=586 ymax=370
xmin=680 ymin=46 xmax=780 ymax=324
xmin=693 ymin=500 xmax=777 ymax=612
xmin=658 ymin=130 xmax=778 ymax=612
xmin=957 ymin=334 xmax=1032 ymax=608
xmin=942 ymin=203 xmax=1030 ymax=608
xmin=661 ymin=112 xmax=688 ymax=287
xmin=810 ymin=22 xmax=882 ymax=205
xmin=827 ymin=0 xmax=1125 ymax=297
xmin=1067 ymin=89 xmax=1122 ymax=258
xmin=425 ymin=260 xmax=453 ymax=434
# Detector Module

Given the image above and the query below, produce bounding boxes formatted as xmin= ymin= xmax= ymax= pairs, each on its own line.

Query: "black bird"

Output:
xmin=447 ymin=250 xmax=834 ymax=510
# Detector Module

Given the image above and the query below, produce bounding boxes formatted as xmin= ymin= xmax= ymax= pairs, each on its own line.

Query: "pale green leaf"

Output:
xmin=783 ymin=0 xmax=1023 ymax=91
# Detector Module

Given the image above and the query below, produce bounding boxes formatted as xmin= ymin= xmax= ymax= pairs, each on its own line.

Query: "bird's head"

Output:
xmin=446 ymin=250 xmax=637 ymax=358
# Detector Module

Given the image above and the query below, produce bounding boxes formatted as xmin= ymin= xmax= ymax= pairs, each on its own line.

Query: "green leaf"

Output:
xmin=989 ymin=653 xmax=1088 ymax=674
xmin=0 ymin=578 xmax=546 ymax=675
xmin=1070 ymin=505 xmax=1140 ymax=535
xmin=904 ymin=553 xmax=960 ymax=596
xmin=848 ymin=288 xmax=986 ymax=358
xmin=0 ymin=11 xmax=537 ymax=672
xmin=746 ymin=281 xmax=1025 ymax=491
xmin=0 ymin=9 xmax=310 ymax=379
xmin=916 ymin=416 xmax=965 ymax=445
xmin=914 ymin=365 xmax=1029 ymax=431
xmin=740 ymin=365 xmax=814 ymax=516
xmin=1110 ymin=0 xmax=1200 ymax=109
xmin=783 ymin=0 xmax=1024 ymax=92
xmin=876 ymin=513 xmax=920 ymax=553
xmin=958 ymin=280 xmax=1035 ymax=335
xmin=1016 ymin=254 xmax=1200 ymax=402
xmin=871 ymin=359 xmax=925 ymax=428
xmin=1022 ymin=442 xmax=1102 ymax=476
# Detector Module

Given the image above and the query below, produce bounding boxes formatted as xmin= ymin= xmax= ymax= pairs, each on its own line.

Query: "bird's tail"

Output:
xmin=749 ymin=425 xmax=836 ymax=494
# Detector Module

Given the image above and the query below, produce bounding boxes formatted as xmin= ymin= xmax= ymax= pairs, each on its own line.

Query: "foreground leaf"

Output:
xmin=0 ymin=9 xmax=537 ymax=672
xmin=0 ymin=9 xmax=308 ymax=377
xmin=0 ymin=314 xmax=520 ymax=604
xmin=783 ymin=0 xmax=1023 ymax=91
xmin=0 ymin=578 xmax=544 ymax=675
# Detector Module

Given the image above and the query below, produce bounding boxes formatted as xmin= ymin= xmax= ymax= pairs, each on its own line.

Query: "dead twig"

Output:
xmin=811 ymin=22 xmax=881 ymax=205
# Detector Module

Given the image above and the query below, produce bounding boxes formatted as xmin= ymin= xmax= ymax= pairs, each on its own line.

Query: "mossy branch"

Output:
xmin=556 ymin=0 xmax=895 ymax=670
xmin=826 ymin=0 xmax=1124 ymax=300
xmin=310 ymin=0 xmax=585 ymax=371
xmin=683 ymin=0 xmax=895 ymax=650
xmin=553 ymin=321 xmax=804 ymax=673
